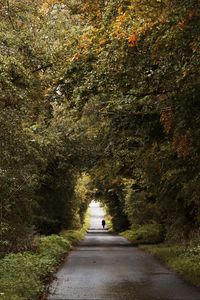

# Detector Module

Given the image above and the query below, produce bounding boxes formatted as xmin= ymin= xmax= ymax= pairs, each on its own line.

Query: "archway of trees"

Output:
xmin=1 ymin=0 xmax=200 ymax=254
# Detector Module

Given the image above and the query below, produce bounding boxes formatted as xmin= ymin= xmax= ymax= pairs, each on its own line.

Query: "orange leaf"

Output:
xmin=178 ymin=20 xmax=186 ymax=29
xmin=128 ymin=34 xmax=138 ymax=47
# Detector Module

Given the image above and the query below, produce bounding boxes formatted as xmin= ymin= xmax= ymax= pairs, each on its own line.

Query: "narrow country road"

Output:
xmin=48 ymin=202 xmax=200 ymax=300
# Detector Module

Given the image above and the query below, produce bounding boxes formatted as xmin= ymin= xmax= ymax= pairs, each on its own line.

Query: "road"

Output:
xmin=48 ymin=201 xmax=200 ymax=300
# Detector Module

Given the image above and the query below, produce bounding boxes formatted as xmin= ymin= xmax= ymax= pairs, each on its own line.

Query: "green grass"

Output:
xmin=0 ymin=211 xmax=90 ymax=300
xmin=140 ymin=243 xmax=200 ymax=287
xmin=120 ymin=224 xmax=163 ymax=244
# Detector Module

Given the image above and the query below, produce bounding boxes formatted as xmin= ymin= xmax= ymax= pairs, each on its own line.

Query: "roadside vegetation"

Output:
xmin=120 ymin=224 xmax=163 ymax=245
xmin=0 ymin=212 xmax=90 ymax=300
xmin=141 ymin=242 xmax=200 ymax=287
xmin=119 ymin=224 xmax=200 ymax=287
xmin=120 ymin=224 xmax=199 ymax=287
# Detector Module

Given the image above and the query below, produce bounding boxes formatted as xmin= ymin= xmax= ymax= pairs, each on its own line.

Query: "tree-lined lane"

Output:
xmin=48 ymin=202 xmax=200 ymax=300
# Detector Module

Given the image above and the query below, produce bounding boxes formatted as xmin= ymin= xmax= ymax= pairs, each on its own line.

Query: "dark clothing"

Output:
xmin=102 ymin=219 xmax=106 ymax=228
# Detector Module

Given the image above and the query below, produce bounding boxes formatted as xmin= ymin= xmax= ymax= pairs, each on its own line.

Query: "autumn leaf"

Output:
xmin=178 ymin=20 xmax=186 ymax=29
xmin=160 ymin=107 xmax=174 ymax=134
xmin=127 ymin=34 xmax=138 ymax=47
xmin=173 ymin=134 xmax=191 ymax=158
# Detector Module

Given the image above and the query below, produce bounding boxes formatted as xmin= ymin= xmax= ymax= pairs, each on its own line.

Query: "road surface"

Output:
xmin=48 ymin=201 xmax=200 ymax=300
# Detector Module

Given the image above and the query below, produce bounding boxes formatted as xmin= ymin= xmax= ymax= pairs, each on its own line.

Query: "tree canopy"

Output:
xmin=1 ymin=0 xmax=200 ymax=253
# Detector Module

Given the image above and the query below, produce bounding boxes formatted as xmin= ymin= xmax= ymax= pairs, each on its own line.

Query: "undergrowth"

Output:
xmin=120 ymin=224 xmax=163 ymax=244
xmin=0 ymin=211 xmax=90 ymax=300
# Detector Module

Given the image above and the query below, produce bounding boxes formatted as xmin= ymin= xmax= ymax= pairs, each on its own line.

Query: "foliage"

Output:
xmin=0 ymin=0 xmax=91 ymax=253
xmin=37 ymin=235 xmax=71 ymax=258
xmin=0 ymin=217 xmax=89 ymax=300
xmin=124 ymin=180 xmax=161 ymax=225
xmin=60 ymin=208 xmax=90 ymax=243
xmin=121 ymin=224 xmax=163 ymax=244
xmin=1 ymin=0 xmax=200 ymax=253
xmin=0 ymin=252 xmax=51 ymax=300
xmin=74 ymin=173 xmax=92 ymax=224
xmin=75 ymin=0 xmax=200 ymax=237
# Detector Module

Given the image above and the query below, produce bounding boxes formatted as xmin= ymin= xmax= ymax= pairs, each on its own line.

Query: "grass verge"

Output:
xmin=140 ymin=243 xmax=200 ymax=287
xmin=0 ymin=211 xmax=90 ymax=300
xmin=121 ymin=224 xmax=200 ymax=287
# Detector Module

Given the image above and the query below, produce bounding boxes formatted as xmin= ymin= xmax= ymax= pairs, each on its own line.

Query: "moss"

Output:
xmin=120 ymin=224 xmax=163 ymax=244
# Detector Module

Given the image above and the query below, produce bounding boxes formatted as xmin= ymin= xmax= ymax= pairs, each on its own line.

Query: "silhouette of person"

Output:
xmin=102 ymin=219 xmax=106 ymax=229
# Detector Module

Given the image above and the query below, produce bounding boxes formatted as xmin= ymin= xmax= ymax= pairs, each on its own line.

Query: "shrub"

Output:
xmin=121 ymin=223 xmax=163 ymax=244
xmin=37 ymin=235 xmax=71 ymax=259
xmin=60 ymin=211 xmax=90 ymax=243
xmin=61 ymin=230 xmax=84 ymax=244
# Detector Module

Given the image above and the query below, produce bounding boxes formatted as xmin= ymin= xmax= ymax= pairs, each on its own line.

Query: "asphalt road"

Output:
xmin=48 ymin=201 xmax=200 ymax=300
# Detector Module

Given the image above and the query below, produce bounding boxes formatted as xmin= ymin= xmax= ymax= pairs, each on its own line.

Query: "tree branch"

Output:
xmin=6 ymin=0 xmax=16 ymax=30
xmin=83 ymin=110 xmax=159 ymax=117
xmin=32 ymin=63 xmax=53 ymax=73
xmin=124 ymin=89 xmax=178 ymax=98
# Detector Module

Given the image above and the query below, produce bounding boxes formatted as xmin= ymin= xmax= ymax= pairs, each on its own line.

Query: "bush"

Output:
xmin=124 ymin=187 xmax=161 ymax=226
xmin=34 ymin=216 xmax=63 ymax=235
xmin=61 ymin=230 xmax=84 ymax=244
xmin=60 ymin=211 xmax=90 ymax=243
xmin=37 ymin=235 xmax=71 ymax=258
xmin=121 ymin=223 xmax=163 ymax=244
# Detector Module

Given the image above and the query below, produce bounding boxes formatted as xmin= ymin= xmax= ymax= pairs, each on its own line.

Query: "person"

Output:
xmin=102 ymin=219 xmax=106 ymax=229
